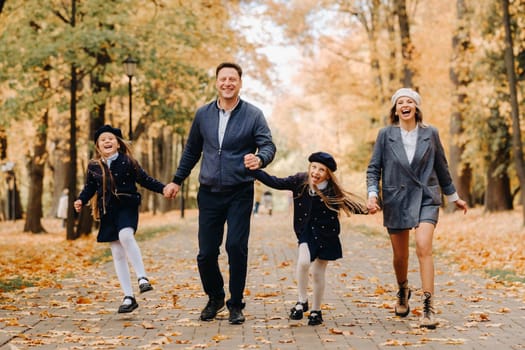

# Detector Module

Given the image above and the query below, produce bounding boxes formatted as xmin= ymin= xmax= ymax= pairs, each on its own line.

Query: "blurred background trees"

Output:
xmin=0 ymin=0 xmax=524 ymax=237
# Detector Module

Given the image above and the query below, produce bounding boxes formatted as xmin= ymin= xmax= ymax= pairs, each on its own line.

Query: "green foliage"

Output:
xmin=0 ymin=0 xmax=271 ymax=133
xmin=485 ymin=268 xmax=525 ymax=283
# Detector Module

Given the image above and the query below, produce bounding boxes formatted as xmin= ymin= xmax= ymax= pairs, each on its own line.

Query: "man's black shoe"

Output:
xmin=200 ymin=298 xmax=225 ymax=321
xmin=227 ymin=303 xmax=246 ymax=324
xmin=118 ymin=296 xmax=138 ymax=313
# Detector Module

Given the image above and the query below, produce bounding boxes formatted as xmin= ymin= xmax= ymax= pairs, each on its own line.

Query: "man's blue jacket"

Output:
xmin=172 ymin=98 xmax=276 ymax=191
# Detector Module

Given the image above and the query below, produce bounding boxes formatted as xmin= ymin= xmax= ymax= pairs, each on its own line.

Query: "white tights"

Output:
xmin=296 ymin=242 xmax=328 ymax=310
xmin=110 ymin=227 xmax=147 ymax=297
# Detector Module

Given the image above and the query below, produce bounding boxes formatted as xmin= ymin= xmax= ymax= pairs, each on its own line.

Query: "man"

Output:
xmin=164 ymin=62 xmax=276 ymax=324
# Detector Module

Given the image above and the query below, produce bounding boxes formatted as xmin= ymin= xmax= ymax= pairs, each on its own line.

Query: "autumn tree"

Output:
xmin=448 ymin=0 xmax=473 ymax=208
xmin=501 ymin=0 xmax=525 ymax=223
xmin=393 ymin=0 xmax=417 ymax=89
xmin=0 ymin=0 xmax=274 ymax=237
xmin=465 ymin=0 xmax=522 ymax=212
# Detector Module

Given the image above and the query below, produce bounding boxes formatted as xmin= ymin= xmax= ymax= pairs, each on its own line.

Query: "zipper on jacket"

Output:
xmin=218 ymin=147 xmax=222 ymax=188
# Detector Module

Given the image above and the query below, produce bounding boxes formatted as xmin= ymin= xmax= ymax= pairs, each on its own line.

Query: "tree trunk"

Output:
xmin=0 ymin=127 xmax=8 ymax=220
xmin=501 ymin=0 xmax=525 ymax=224
xmin=484 ymin=107 xmax=513 ymax=211
xmin=4 ymin=169 xmax=23 ymax=221
xmin=75 ymin=76 xmax=110 ymax=237
xmin=485 ymin=165 xmax=513 ymax=211
xmin=351 ymin=0 xmax=385 ymax=106
xmin=140 ymin=143 xmax=151 ymax=213
xmin=24 ymin=110 xmax=48 ymax=233
xmin=66 ymin=1 xmax=78 ymax=240
xmin=152 ymin=128 xmax=176 ymax=214
xmin=158 ymin=127 xmax=175 ymax=213
xmin=385 ymin=1 xmax=397 ymax=88
xmin=394 ymin=0 xmax=416 ymax=88
xmin=448 ymin=0 xmax=473 ymax=209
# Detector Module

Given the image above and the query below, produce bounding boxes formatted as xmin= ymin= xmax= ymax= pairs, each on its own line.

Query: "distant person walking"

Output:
xmin=262 ymin=190 xmax=273 ymax=215
xmin=253 ymin=180 xmax=262 ymax=215
xmin=366 ymin=88 xmax=468 ymax=329
xmin=74 ymin=125 xmax=166 ymax=314
xmin=57 ymin=188 xmax=69 ymax=228
xmin=250 ymin=152 xmax=367 ymax=325
xmin=163 ymin=62 xmax=276 ymax=324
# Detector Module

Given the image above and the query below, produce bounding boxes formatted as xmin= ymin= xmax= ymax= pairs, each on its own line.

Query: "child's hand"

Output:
xmin=163 ymin=183 xmax=180 ymax=199
xmin=73 ymin=199 xmax=82 ymax=213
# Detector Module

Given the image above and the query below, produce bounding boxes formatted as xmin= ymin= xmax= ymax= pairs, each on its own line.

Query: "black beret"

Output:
xmin=94 ymin=125 xmax=123 ymax=143
xmin=308 ymin=152 xmax=337 ymax=172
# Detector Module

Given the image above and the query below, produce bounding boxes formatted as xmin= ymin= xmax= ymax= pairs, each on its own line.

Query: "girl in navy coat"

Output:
xmin=74 ymin=125 xmax=166 ymax=313
xmin=366 ymin=89 xmax=467 ymax=329
xmin=250 ymin=152 xmax=367 ymax=325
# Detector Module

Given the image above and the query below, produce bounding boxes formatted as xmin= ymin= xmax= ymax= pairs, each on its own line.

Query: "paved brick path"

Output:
xmin=1 ymin=210 xmax=524 ymax=349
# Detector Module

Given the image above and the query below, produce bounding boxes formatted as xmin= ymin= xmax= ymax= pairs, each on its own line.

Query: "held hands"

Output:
xmin=367 ymin=196 xmax=381 ymax=215
xmin=163 ymin=182 xmax=180 ymax=199
xmin=244 ymin=153 xmax=262 ymax=170
xmin=73 ymin=199 xmax=83 ymax=213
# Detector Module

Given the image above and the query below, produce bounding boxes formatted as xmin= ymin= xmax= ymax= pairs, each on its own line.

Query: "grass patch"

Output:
xmin=485 ymin=268 xmax=525 ymax=283
xmin=136 ymin=224 xmax=177 ymax=242
xmin=0 ymin=276 xmax=35 ymax=292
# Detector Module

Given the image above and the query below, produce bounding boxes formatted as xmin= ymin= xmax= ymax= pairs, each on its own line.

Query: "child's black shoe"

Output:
xmin=138 ymin=277 xmax=153 ymax=293
xmin=289 ymin=301 xmax=309 ymax=320
xmin=307 ymin=310 xmax=323 ymax=326
xmin=118 ymin=296 xmax=138 ymax=313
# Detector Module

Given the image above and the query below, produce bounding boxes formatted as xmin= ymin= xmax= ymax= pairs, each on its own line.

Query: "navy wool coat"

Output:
xmin=252 ymin=170 xmax=347 ymax=261
xmin=78 ymin=152 xmax=165 ymax=242
xmin=366 ymin=125 xmax=457 ymax=230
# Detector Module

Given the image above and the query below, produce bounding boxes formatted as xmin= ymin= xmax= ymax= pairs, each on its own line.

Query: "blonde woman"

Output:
xmin=366 ymin=88 xmax=468 ymax=329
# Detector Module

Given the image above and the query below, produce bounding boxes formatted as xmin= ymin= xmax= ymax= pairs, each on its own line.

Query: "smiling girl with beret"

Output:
xmin=249 ymin=151 xmax=367 ymax=325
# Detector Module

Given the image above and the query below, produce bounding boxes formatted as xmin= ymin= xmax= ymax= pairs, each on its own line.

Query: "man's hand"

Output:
xmin=244 ymin=153 xmax=262 ymax=170
xmin=163 ymin=182 xmax=180 ymax=199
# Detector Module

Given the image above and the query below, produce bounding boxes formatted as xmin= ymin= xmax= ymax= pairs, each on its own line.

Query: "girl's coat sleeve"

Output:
xmin=77 ymin=162 xmax=99 ymax=204
xmin=136 ymin=166 xmax=165 ymax=194
xmin=252 ymin=170 xmax=305 ymax=191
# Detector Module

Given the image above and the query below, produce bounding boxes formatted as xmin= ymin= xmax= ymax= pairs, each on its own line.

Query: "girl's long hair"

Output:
xmin=299 ymin=166 xmax=368 ymax=216
xmin=89 ymin=137 xmax=139 ymax=220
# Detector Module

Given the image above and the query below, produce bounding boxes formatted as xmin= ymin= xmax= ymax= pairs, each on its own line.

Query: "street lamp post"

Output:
xmin=123 ymin=56 xmax=138 ymax=140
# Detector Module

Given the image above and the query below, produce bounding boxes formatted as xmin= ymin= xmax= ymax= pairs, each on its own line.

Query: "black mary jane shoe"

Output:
xmin=118 ymin=296 xmax=138 ymax=313
xmin=138 ymin=277 xmax=153 ymax=294
xmin=308 ymin=310 xmax=323 ymax=326
xmin=289 ymin=301 xmax=309 ymax=320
